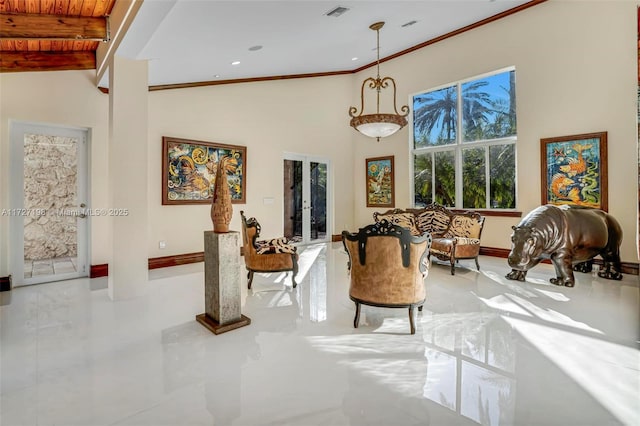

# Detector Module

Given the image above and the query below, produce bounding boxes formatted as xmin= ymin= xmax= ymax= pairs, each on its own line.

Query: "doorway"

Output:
xmin=283 ymin=154 xmax=330 ymax=245
xmin=9 ymin=122 xmax=89 ymax=286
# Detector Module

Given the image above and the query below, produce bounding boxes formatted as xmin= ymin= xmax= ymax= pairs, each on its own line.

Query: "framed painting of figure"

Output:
xmin=366 ymin=156 xmax=395 ymax=208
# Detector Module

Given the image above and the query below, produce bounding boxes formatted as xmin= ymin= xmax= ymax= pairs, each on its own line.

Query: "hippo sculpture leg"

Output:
xmin=573 ymin=260 xmax=593 ymax=273
xmin=505 ymin=269 xmax=527 ymax=281
xmin=505 ymin=205 xmax=623 ymax=287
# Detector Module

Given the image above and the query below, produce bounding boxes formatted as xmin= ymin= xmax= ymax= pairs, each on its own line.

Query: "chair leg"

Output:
xmin=409 ymin=306 xmax=416 ymax=335
xmin=247 ymin=270 xmax=254 ymax=289
xmin=418 ymin=305 xmax=423 ymax=312
xmin=475 ymin=257 xmax=480 ymax=271
xmin=291 ymin=254 xmax=298 ymax=288
xmin=353 ymin=302 xmax=361 ymax=328
xmin=450 ymin=259 xmax=456 ymax=275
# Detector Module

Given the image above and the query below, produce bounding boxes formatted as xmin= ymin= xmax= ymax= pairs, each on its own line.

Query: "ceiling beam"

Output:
xmin=96 ymin=0 xmax=144 ymax=86
xmin=0 ymin=51 xmax=95 ymax=72
xmin=0 ymin=12 xmax=109 ymax=41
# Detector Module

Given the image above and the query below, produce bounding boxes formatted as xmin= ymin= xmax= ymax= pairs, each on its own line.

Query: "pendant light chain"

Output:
xmin=375 ymin=25 xmax=381 ymax=114
xmin=348 ymin=21 xmax=409 ymax=141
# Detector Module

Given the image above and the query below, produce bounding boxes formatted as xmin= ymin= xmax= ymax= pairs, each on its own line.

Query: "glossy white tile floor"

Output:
xmin=1 ymin=242 xmax=639 ymax=426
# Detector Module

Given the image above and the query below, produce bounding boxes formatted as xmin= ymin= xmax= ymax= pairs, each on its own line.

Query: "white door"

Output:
xmin=283 ymin=154 xmax=330 ymax=245
xmin=9 ymin=122 xmax=89 ymax=286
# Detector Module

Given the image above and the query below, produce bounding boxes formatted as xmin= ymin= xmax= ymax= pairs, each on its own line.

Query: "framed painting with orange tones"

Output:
xmin=540 ymin=132 xmax=607 ymax=211
xmin=366 ymin=156 xmax=394 ymax=208
xmin=162 ymin=137 xmax=246 ymax=205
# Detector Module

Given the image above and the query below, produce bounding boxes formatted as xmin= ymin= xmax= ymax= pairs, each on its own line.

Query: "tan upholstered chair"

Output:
xmin=342 ymin=220 xmax=432 ymax=335
xmin=240 ymin=211 xmax=299 ymax=289
xmin=429 ymin=211 xmax=485 ymax=275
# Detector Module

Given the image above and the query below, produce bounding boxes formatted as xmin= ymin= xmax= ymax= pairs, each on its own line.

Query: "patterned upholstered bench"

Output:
xmin=373 ymin=203 xmax=485 ymax=275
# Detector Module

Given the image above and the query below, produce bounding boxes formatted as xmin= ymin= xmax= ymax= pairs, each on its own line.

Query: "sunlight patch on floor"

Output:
xmin=504 ymin=316 xmax=640 ymax=425
xmin=345 ymin=357 xmax=428 ymax=396
xmin=475 ymin=294 xmax=532 ymax=316
xmin=295 ymin=244 xmax=324 ymax=282
xmin=533 ymin=288 xmax=570 ymax=301
xmin=476 ymin=291 xmax=602 ymax=334
xmin=481 ymin=270 xmax=540 ymax=297
xmin=505 ymin=293 xmax=601 ymax=334
xmin=306 ymin=333 xmax=424 ymax=356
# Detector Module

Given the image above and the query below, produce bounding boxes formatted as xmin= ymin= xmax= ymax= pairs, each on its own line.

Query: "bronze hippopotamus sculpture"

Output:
xmin=505 ymin=204 xmax=623 ymax=287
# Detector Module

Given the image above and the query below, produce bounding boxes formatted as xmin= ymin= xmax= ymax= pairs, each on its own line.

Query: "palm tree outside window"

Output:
xmin=412 ymin=68 xmax=517 ymax=210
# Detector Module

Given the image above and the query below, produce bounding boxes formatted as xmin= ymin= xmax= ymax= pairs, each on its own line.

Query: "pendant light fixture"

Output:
xmin=349 ymin=21 xmax=409 ymax=141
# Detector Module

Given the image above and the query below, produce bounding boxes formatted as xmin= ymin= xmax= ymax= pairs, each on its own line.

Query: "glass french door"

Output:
xmin=9 ymin=122 xmax=89 ymax=286
xmin=283 ymin=154 xmax=330 ymax=245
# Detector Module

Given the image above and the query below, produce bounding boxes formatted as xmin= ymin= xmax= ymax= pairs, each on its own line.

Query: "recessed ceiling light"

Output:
xmin=231 ymin=61 xmax=241 ymax=65
xmin=351 ymin=57 xmax=358 ymax=61
xmin=248 ymin=45 xmax=262 ymax=51
xmin=214 ymin=75 xmax=220 ymax=78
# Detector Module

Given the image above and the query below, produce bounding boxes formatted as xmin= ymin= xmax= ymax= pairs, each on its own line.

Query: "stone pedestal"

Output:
xmin=196 ymin=231 xmax=250 ymax=334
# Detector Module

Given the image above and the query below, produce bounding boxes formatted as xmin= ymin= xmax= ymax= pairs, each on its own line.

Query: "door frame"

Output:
xmin=282 ymin=152 xmax=332 ymax=245
xmin=9 ymin=120 xmax=90 ymax=286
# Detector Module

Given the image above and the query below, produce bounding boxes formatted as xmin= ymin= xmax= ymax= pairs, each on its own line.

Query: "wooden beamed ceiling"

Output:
xmin=0 ymin=0 xmax=116 ymax=72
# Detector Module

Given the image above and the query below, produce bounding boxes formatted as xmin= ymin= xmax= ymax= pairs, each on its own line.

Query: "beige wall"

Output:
xmin=0 ymin=0 xmax=638 ymax=277
xmin=146 ymin=76 xmax=355 ymax=258
xmin=0 ymin=72 xmax=354 ymax=274
xmin=352 ymin=0 xmax=639 ymax=263
xmin=0 ymin=70 xmax=111 ymax=276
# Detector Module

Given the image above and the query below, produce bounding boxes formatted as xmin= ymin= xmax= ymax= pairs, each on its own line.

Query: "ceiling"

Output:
xmin=0 ymin=0 xmax=116 ymax=72
xmin=0 ymin=0 xmax=542 ymax=89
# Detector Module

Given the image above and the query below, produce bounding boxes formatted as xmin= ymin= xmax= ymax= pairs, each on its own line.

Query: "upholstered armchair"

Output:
xmin=342 ymin=220 xmax=432 ymax=335
xmin=430 ymin=211 xmax=485 ymax=275
xmin=240 ymin=211 xmax=299 ymax=289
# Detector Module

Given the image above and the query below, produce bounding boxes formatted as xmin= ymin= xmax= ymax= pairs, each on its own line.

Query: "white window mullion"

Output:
xmin=431 ymin=152 xmax=436 ymax=203
xmin=485 ymin=146 xmax=491 ymax=209
xmin=455 ymin=82 xmax=463 ymax=208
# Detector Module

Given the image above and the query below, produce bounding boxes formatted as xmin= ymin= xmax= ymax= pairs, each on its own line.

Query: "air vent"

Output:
xmin=325 ymin=6 xmax=349 ymax=17
xmin=401 ymin=20 xmax=418 ymax=28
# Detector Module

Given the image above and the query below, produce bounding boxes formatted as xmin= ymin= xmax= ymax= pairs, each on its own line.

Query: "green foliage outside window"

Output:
xmin=490 ymin=144 xmax=516 ymax=209
xmin=414 ymin=154 xmax=432 ymax=207
xmin=412 ymin=69 xmax=517 ymax=209
xmin=462 ymin=147 xmax=486 ymax=209
xmin=435 ymin=151 xmax=455 ymax=206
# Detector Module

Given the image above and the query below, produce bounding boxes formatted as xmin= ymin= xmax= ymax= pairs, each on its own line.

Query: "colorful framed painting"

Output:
xmin=162 ymin=136 xmax=246 ymax=205
xmin=366 ymin=155 xmax=395 ymax=208
xmin=540 ymin=131 xmax=607 ymax=211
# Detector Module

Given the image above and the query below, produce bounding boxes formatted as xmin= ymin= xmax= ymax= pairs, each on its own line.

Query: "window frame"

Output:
xmin=409 ymin=66 xmax=518 ymax=211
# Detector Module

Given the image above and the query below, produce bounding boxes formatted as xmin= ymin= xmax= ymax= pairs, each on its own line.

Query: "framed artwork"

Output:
xmin=366 ymin=155 xmax=395 ymax=207
xmin=162 ymin=136 xmax=246 ymax=205
xmin=540 ymin=131 xmax=607 ymax=211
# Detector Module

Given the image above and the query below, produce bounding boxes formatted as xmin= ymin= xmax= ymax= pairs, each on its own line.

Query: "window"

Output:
xmin=412 ymin=68 xmax=517 ymax=209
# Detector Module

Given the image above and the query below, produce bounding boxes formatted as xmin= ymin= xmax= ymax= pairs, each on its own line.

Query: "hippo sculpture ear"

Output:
xmin=511 ymin=226 xmax=517 ymax=230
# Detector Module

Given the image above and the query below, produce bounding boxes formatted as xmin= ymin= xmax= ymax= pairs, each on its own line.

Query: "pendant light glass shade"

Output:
xmin=350 ymin=113 xmax=407 ymax=138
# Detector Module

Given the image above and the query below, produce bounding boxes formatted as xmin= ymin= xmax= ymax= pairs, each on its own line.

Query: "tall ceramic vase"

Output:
xmin=211 ymin=156 xmax=233 ymax=233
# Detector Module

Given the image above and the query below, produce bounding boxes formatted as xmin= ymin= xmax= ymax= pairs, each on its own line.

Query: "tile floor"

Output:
xmin=23 ymin=257 xmax=77 ymax=279
xmin=1 ymin=242 xmax=639 ymax=426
